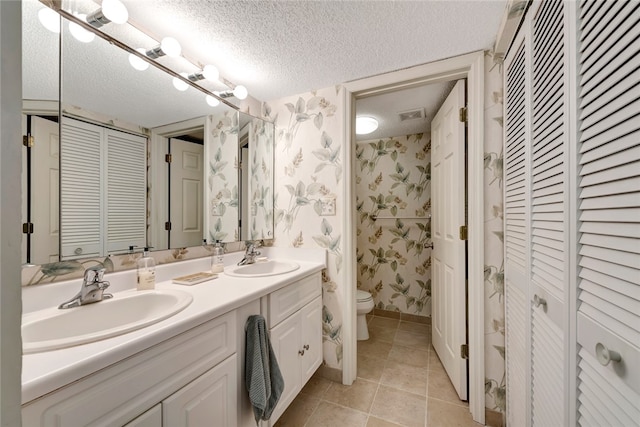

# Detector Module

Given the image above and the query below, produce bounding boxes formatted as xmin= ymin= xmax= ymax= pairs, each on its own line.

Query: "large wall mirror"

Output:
xmin=22 ymin=0 xmax=274 ymax=266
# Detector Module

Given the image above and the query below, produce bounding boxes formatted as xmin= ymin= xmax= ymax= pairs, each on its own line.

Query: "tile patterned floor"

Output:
xmin=274 ymin=315 xmax=484 ymax=427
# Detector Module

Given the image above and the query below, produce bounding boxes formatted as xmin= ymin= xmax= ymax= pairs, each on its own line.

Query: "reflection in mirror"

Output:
xmin=22 ymin=0 xmax=275 ymax=268
xmin=22 ymin=0 xmax=60 ymax=265
xmin=239 ymin=113 xmax=274 ymax=241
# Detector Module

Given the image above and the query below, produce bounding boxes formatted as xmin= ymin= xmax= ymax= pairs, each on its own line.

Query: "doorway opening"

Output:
xmin=343 ymin=51 xmax=485 ymax=423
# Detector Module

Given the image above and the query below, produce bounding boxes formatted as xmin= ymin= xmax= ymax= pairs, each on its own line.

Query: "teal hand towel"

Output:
xmin=245 ymin=315 xmax=285 ymax=424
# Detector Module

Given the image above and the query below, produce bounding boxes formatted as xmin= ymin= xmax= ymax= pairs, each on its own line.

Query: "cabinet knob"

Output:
xmin=596 ymin=343 xmax=622 ymax=366
xmin=303 ymin=344 xmax=309 ymax=350
xmin=298 ymin=349 xmax=305 ymax=356
xmin=533 ymin=294 xmax=547 ymax=311
xmin=424 ymin=242 xmax=434 ymax=249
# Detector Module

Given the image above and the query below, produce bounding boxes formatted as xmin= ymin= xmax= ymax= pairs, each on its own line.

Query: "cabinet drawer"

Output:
xmin=268 ymin=273 xmax=321 ymax=328
xmin=22 ymin=311 xmax=236 ymax=427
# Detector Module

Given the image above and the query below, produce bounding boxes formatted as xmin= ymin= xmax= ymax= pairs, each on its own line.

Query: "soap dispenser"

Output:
xmin=211 ymin=240 xmax=225 ymax=273
xmin=137 ymin=247 xmax=156 ymax=290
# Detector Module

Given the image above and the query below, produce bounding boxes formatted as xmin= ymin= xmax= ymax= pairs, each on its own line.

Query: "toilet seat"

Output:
xmin=357 ymin=290 xmax=373 ymax=302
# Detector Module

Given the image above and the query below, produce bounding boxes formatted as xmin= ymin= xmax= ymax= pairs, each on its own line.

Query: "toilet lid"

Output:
xmin=357 ymin=290 xmax=373 ymax=302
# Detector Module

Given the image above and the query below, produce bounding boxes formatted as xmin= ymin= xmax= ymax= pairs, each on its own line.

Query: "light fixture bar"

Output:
xmin=46 ymin=4 xmax=237 ymax=110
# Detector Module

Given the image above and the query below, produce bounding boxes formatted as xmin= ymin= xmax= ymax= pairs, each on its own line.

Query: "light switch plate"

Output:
xmin=320 ymin=197 xmax=336 ymax=216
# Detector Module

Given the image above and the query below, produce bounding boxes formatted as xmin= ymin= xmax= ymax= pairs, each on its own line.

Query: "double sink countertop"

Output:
xmin=21 ymin=247 xmax=326 ymax=404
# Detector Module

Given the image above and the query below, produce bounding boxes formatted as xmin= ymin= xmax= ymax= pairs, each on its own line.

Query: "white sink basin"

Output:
xmin=225 ymin=260 xmax=300 ymax=277
xmin=22 ymin=289 xmax=193 ymax=354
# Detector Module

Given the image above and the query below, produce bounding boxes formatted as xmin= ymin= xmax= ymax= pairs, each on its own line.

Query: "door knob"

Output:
xmin=596 ymin=343 xmax=622 ymax=366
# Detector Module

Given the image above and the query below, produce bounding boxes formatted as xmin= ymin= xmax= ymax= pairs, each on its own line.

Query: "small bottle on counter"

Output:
xmin=211 ymin=240 xmax=225 ymax=273
xmin=137 ymin=247 xmax=156 ymax=290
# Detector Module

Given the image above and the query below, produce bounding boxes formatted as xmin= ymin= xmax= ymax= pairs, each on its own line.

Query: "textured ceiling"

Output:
xmin=122 ymin=0 xmax=507 ymax=101
xmin=23 ymin=0 xmax=507 ymax=132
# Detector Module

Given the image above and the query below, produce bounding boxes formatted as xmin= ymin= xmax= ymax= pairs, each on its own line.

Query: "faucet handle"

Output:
xmin=84 ymin=266 xmax=106 ymax=284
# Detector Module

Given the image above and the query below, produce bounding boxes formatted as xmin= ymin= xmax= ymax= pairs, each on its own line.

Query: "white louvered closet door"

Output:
xmin=575 ymin=1 xmax=640 ymax=425
xmin=60 ymin=117 xmax=103 ymax=259
xmin=504 ymin=29 xmax=531 ymax=427
xmin=529 ymin=1 xmax=570 ymax=425
xmin=106 ymin=129 xmax=147 ymax=253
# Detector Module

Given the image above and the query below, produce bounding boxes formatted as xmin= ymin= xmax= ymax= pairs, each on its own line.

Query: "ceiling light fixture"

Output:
xmin=86 ymin=0 xmax=128 ymax=27
xmin=146 ymin=37 xmax=182 ymax=59
xmin=128 ymin=48 xmax=150 ymax=71
xmin=356 ymin=116 xmax=379 ymax=135
xmin=188 ymin=64 xmax=220 ymax=82
xmin=69 ymin=13 xmax=96 ymax=43
xmin=38 ymin=7 xmax=60 ymax=33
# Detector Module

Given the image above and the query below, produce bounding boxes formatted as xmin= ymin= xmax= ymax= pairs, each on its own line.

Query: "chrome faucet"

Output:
xmin=238 ymin=240 xmax=262 ymax=265
xmin=58 ymin=267 xmax=113 ymax=309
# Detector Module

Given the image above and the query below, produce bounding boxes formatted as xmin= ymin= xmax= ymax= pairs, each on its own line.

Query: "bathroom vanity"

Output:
xmin=21 ymin=248 xmax=325 ymax=427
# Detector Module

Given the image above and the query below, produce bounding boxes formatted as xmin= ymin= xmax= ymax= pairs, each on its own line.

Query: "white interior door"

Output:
xmin=431 ymin=79 xmax=467 ymax=400
xmin=170 ymin=138 xmax=204 ymax=248
xmin=31 ymin=116 xmax=60 ymax=264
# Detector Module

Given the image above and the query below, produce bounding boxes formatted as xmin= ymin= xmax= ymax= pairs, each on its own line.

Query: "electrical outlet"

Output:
xmin=320 ymin=197 xmax=336 ymax=216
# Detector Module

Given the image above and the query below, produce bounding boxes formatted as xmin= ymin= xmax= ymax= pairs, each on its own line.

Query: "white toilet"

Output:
xmin=356 ymin=290 xmax=375 ymax=340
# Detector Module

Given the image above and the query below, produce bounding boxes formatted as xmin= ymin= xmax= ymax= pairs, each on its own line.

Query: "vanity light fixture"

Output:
xmin=86 ymin=0 xmax=129 ymax=27
xmin=355 ymin=116 xmax=379 ymax=135
xmin=128 ymin=48 xmax=150 ymax=71
xmin=146 ymin=37 xmax=182 ymax=59
xmin=172 ymin=73 xmax=190 ymax=91
xmin=188 ymin=64 xmax=220 ymax=83
xmin=218 ymin=85 xmax=249 ymax=100
xmin=69 ymin=14 xmax=96 ymax=43
xmin=38 ymin=7 xmax=61 ymax=33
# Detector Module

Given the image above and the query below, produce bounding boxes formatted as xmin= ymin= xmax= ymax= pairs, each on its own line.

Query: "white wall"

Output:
xmin=1 ymin=0 xmax=24 ymax=424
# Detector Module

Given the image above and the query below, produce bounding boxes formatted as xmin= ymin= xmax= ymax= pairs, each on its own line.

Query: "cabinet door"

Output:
xmin=163 ymin=355 xmax=237 ymax=427
xmin=269 ymin=312 xmax=302 ymax=423
xmin=124 ymin=405 xmax=162 ymax=427
xmin=300 ymin=296 xmax=323 ymax=384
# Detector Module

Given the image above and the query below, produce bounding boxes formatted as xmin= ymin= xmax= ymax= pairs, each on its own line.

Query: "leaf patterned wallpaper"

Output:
xmin=356 ymin=133 xmax=433 ymax=317
xmin=264 ymin=86 xmax=345 ymax=369
xmin=206 ymin=111 xmax=239 ymax=243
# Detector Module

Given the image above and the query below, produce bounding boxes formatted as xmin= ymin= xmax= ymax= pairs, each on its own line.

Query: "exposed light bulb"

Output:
xmin=38 ymin=7 xmax=60 ymax=33
xmin=356 ymin=116 xmax=379 ymax=135
xmin=202 ymin=65 xmax=219 ymax=82
xmin=206 ymin=95 xmax=220 ymax=107
xmin=172 ymin=73 xmax=189 ymax=91
xmin=160 ymin=37 xmax=181 ymax=57
xmin=101 ymin=0 xmax=128 ymax=24
xmin=69 ymin=14 xmax=95 ymax=43
xmin=233 ymin=85 xmax=248 ymax=100
xmin=129 ymin=48 xmax=149 ymax=71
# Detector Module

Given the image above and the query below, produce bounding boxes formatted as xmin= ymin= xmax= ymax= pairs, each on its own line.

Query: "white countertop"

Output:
xmin=21 ymin=247 xmax=326 ymax=404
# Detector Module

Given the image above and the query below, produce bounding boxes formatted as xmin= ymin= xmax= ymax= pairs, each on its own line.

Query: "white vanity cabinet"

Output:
xmin=267 ymin=273 xmax=322 ymax=424
xmin=22 ymin=310 xmax=237 ymax=427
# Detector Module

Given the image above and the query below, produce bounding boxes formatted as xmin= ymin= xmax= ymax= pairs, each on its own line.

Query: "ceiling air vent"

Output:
xmin=398 ymin=108 xmax=425 ymax=121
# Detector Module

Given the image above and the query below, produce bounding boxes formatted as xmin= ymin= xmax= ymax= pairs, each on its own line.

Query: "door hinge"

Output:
xmin=461 ymin=344 xmax=469 ymax=359
xmin=459 ymin=107 xmax=468 ymax=123
xmin=164 ymin=221 xmax=172 ymax=231
xmin=23 ymin=135 xmax=34 ymax=147
xmin=22 ymin=222 xmax=34 ymax=234
xmin=165 ymin=153 xmax=172 ymax=163
xmin=459 ymin=225 xmax=468 ymax=240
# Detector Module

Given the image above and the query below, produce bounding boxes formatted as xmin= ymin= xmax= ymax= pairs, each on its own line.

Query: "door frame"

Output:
xmin=342 ymin=50 xmax=485 ymax=423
